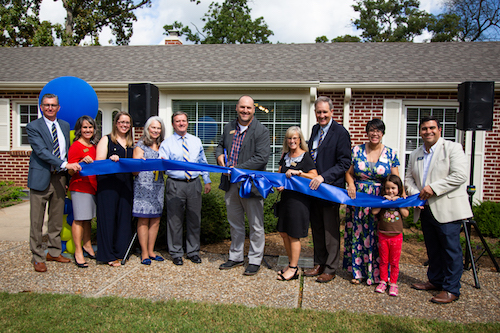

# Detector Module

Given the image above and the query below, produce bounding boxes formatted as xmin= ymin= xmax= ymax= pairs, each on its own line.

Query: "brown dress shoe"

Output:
xmin=431 ymin=291 xmax=459 ymax=304
xmin=47 ymin=253 xmax=71 ymax=263
xmin=304 ymin=265 xmax=325 ymax=277
xmin=316 ymin=272 xmax=336 ymax=283
xmin=33 ymin=262 xmax=47 ymax=272
xmin=411 ymin=281 xmax=439 ymax=290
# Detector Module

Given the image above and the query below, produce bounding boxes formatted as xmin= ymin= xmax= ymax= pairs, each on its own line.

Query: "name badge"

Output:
xmin=290 ymin=162 xmax=297 ymax=167
xmin=83 ymin=148 xmax=89 ymax=153
xmin=229 ymin=130 xmax=235 ymax=134
xmin=417 ymin=156 xmax=424 ymax=161
xmin=379 ymin=157 xmax=388 ymax=164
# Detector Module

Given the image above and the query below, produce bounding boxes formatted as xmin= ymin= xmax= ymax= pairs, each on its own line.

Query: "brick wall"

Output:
xmin=319 ymin=90 xmax=500 ymax=202
xmin=483 ymin=92 xmax=500 ymax=201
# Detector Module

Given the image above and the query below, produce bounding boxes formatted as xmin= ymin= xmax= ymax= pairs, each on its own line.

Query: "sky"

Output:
xmin=39 ymin=0 xmax=446 ymax=46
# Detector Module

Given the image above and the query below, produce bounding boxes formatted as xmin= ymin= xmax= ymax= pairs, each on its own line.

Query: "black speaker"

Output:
xmin=128 ymin=83 xmax=159 ymax=127
xmin=457 ymin=81 xmax=494 ymax=131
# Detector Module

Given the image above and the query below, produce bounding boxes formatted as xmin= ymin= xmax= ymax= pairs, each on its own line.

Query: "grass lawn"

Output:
xmin=1 ymin=292 xmax=499 ymax=332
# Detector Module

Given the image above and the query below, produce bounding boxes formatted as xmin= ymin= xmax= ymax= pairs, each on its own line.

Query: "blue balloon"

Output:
xmin=61 ymin=241 xmax=67 ymax=253
xmin=39 ymin=76 xmax=98 ymax=130
xmin=66 ymin=213 xmax=74 ymax=226
xmin=64 ymin=197 xmax=73 ymax=215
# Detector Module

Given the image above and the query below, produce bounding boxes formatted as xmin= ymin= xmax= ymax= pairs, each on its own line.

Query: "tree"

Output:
xmin=332 ymin=35 xmax=362 ymax=42
xmin=0 ymin=0 xmax=56 ymax=46
xmin=55 ymin=0 xmax=152 ymax=46
xmin=440 ymin=0 xmax=500 ymax=41
xmin=164 ymin=0 xmax=274 ymax=44
xmin=315 ymin=35 xmax=329 ymax=43
xmin=428 ymin=13 xmax=462 ymax=42
xmin=352 ymin=0 xmax=431 ymax=42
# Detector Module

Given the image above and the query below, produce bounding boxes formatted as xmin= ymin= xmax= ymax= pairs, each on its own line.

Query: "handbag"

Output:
xmin=272 ymin=192 xmax=282 ymax=218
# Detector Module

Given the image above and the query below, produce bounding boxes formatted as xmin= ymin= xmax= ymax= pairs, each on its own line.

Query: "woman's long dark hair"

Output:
xmin=74 ymin=115 xmax=99 ymax=144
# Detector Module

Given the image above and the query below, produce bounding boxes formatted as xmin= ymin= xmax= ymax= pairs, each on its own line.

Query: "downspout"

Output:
xmin=343 ymin=87 xmax=352 ymax=131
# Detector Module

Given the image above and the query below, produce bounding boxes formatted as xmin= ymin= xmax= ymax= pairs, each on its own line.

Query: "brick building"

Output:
xmin=0 ymin=42 xmax=499 ymax=202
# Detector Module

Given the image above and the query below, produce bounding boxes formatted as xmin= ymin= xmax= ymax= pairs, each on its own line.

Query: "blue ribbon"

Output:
xmin=80 ymin=159 xmax=425 ymax=208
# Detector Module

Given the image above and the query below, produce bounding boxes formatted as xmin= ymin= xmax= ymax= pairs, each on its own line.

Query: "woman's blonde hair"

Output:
xmin=282 ymin=126 xmax=308 ymax=153
xmin=110 ymin=111 xmax=134 ymax=147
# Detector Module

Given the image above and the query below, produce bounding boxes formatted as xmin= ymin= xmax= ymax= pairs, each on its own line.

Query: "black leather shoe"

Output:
xmin=187 ymin=255 xmax=202 ymax=264
xmin=243 ymin=264 xmax=260 ymax=276
xmin=219 ymin=260 xmax=244 ymax=270
xmin=173 ymin=257 xmax=183 ymax=266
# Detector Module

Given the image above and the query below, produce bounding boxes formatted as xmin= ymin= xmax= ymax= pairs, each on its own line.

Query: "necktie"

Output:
xmin=312 ymin=128 xmax=324 ymax=164
xmin=52 ymin=123 xmax=61 ymax=159
xmin=182 ymin=136 xmax=192 ymax=179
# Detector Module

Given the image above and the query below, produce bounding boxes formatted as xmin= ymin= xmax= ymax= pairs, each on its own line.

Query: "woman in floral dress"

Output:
xmin=343 ymin=119 xmax=401 ymax=285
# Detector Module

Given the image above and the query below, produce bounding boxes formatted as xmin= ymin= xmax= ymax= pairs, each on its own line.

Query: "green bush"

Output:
xmin=0 ymin=181 xmax=26 ymax=208
xmin=156 ymin=173 xmax=279 ymax=246
xmin=404 ymin=207 xmax=421 ymax=230
xmin=472 ymin=200 xmax=500 ymax=238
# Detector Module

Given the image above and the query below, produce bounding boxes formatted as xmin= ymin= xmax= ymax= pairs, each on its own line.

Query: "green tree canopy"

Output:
xmin=1 ymin=0 xmax=155 ymax=46
xmin=0 ymin=0 xmax=55 ymax=46
xmin=352 ymin=0 xmax=431 ymax=42
xmin=164 ymin=0 xmax=274 ymax=44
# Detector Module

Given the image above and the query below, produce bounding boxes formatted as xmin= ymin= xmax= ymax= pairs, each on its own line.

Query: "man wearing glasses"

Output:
xmin=27 ymin=93 xmax=82 ymax=272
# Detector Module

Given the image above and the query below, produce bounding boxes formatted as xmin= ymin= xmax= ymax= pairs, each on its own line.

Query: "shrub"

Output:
xmin=472 ymin=200 xmax=500 ymax=238
xmin=0 ymin=181 xmax=26 ymax=208
xmin=404 ymin=207 xmax=421 ymax=230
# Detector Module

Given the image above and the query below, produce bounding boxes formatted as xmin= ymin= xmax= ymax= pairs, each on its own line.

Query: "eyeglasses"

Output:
xmin=41 ymin=104 xmax=59 ymax=108
xmin=287 ymin=136 xmax=300 ymax=141
xmin=117 ymin=121 xmax=131 ymax=125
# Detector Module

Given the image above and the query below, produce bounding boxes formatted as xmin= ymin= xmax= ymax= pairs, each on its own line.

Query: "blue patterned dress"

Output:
xmin=132 ymin=141 xmax=164 ymax=218
xmin=342 ymin=144 xmax=400 ymax=285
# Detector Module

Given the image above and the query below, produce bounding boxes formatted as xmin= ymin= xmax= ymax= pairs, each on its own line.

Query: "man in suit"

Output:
xmin=216 ymin=95 xmax=270 ymax=276
xmin=406 ymin=116 xmax=472 ymax=304
xmin=304 ymin=96 xmax=351 ymax=283
xmin=27 ymin=93 xmax=82 ymax=272
xmin=159 ymin=111 xmax=211 ymax=266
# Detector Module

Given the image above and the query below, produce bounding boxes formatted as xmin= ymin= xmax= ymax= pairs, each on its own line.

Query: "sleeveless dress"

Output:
xmin=132 ymin=140 xmax=164 ymax=218
xmin=342 ymin=144 xmax=400 ymax=285
xmin=277 ymin=152 xmax=316 ymax=239
xmin=96 ymin=135 xmax=134 ymax=263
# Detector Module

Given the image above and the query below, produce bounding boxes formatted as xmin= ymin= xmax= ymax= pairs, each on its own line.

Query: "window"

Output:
xmin=18 ymin=104 xmax=39 ymax=146
xmin=405 ymin=106 xmax=458 ymax=167
xmin=173 ymin=100 xmax=302 ymax=171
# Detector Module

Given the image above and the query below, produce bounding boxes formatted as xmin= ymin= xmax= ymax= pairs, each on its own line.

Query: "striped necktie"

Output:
xmin=182 ymin=136 xmax=192 ymax=179
xmin=312 ymin=128 xmax=324 ymax=164
xmin=52 ymin=123 xmax=61 ymax=159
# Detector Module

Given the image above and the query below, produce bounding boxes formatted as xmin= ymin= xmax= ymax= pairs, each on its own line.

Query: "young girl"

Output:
xmin=372 ymin=174 xmax=409 ymax=296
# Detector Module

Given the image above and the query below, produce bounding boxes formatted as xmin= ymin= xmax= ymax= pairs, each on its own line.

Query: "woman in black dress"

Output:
xmin=95 ymin=111 xmax=134 ymax=266
xmin=276 ymin=126 xmax=318 ymax=281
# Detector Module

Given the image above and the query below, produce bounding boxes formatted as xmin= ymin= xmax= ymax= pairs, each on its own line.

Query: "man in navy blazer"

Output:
xmin=304 ymin=96 xmax=351 ymax=283
xmin=27 ymin=93 xmax=81 ymax=272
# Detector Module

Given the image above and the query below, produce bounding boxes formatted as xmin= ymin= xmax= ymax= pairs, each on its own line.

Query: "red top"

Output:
xmin=68 ymin=140 xmax=97 ymax=194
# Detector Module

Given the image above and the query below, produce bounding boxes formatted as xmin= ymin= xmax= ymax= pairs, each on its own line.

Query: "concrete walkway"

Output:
xmin=0 ymin=202 xmax=499 ymax=324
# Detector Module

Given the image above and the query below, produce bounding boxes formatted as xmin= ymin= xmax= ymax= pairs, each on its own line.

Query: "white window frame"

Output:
xmin=12 ymin=99 xmax=40 ymax=150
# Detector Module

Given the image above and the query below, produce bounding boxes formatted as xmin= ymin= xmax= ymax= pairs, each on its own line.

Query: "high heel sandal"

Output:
xmin=277 ymin=266 xmax=299 ymax=281
xmin=279 ymin=262 xmax=290 ymax=274
xmin=83 ymin=248 xmax=96 ymax=260
xmin=75 ymin=259 xmax=88 ymax=268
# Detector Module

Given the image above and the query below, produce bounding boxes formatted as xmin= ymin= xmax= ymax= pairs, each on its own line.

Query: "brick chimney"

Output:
xmin=165 ymin=30 xmax=182 ymax=45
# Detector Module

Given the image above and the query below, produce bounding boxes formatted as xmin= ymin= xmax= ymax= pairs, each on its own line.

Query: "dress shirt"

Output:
xmin=422 ymin=143 xmax=437 ymax=187
xmin=43 ymin=116 xmax=67 ymax=169
xmin=311 ymin=118 xmax=333 ymax=150
xmin=159 ymin=132 xmax=211 ymax=184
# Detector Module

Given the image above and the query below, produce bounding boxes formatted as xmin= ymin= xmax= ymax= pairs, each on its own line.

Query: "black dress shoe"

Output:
xmin=243 ymin=264 xmax=260 ymax=276
xmin=173 ymin=257 xmax=183 ymax=266
xmin=187 ymin=255 xmax=202 ymax=264
xmin=219 ymin=260 xmax=244 ymax=270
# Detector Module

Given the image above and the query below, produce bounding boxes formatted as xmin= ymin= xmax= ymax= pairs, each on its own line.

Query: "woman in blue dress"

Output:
xmin=343 ymin=119 xmax=401 ymax=285
xmin=132 ymin=116 xmax=166 ymax=265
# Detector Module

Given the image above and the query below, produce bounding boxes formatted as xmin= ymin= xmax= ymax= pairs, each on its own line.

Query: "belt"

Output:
xmin=169 ymin=176 xmax=198 ymax=183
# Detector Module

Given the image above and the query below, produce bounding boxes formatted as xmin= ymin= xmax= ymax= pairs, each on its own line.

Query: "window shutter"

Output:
xmin=0 ymin=99 xmax=10 ymax=151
